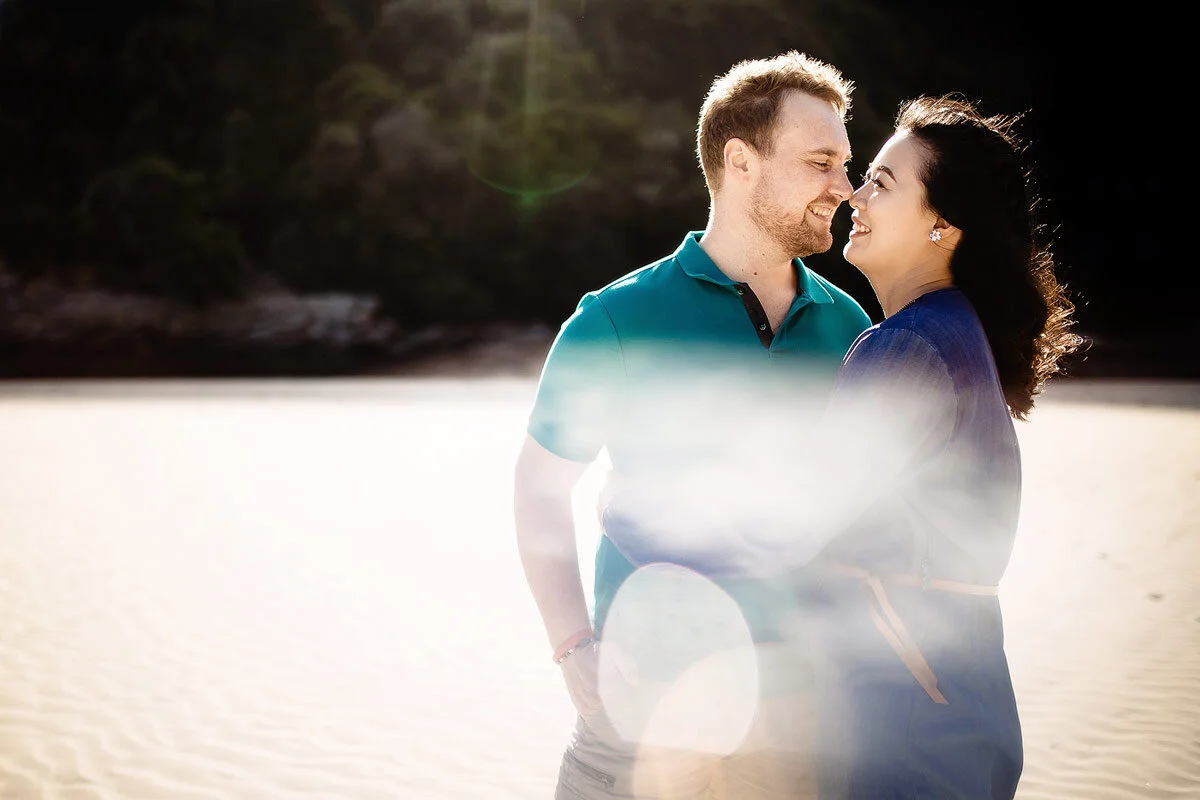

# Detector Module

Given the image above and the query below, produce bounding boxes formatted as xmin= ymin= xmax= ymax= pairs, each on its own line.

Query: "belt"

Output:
xmin=825 ymin=563 xmax=998 ymax=705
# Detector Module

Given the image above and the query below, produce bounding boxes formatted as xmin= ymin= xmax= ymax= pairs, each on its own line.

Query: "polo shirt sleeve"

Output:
xmin=527 ymin=294 xmax=624 ymax=464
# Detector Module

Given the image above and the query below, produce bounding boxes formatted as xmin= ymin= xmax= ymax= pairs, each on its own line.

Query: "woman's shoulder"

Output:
xmin=868 ymin=288 xmax=993 ymax=382
xmin=845 ymin=289 xmax=978 ymax=369
xmin=881 ymin=288 xmax=982 ymax=346
xmin=845 ymin=322 xmax=941 ymax=371
xmin=888 ymin=287 xmax=973 ymax=327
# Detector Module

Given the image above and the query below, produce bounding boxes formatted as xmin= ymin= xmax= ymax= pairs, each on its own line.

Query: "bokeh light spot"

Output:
xmin=598 ymin=563 xmax=759 ymax=754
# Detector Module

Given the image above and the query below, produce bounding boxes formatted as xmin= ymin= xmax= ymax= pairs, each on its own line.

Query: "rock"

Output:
xmin=0 ymin=269 xmax=552 ymax=378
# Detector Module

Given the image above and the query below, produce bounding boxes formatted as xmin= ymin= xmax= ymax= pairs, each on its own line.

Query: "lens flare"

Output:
xmin=465 ymin=5 xmax=600 ymax=206
xmin=597 ymin=563 xmax=759 ymax=754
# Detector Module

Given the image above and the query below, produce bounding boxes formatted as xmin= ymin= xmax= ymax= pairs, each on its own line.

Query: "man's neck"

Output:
xmin=698 ymin=216 xmax=797 ymax=295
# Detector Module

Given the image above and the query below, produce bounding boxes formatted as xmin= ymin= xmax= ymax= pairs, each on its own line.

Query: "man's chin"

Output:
xmin=794 ymin=231 xmax=833 ymax=259
xmin=760 ymin=218 xmax=830 ymax=259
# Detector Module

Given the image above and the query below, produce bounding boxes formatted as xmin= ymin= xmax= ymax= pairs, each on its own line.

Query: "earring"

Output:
xmin=929 ymin=229 xmax=942 ymax=242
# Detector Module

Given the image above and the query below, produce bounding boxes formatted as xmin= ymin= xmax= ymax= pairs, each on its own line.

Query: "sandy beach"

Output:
xmin=0 ymin=376 xmax=1197 ymax=799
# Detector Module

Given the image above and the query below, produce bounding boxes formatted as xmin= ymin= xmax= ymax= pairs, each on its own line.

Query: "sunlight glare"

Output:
xmin=597 ymin=563 xmax=758 ymax=754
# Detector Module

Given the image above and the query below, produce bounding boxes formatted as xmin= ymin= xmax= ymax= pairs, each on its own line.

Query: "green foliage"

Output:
xmin=316 ymin=62 xmax=405 ymax=124
xmin=369 ymin=0 xmax=471 ymax=83
xmin=80 ymin=156 xmax=249 ymax=305
xmin=0 ymin=0 xmax=1038 ymax=330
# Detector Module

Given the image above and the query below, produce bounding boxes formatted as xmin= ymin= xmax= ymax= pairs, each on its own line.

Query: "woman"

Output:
xmin=600 ymin=94 xmax=1081 ymax=798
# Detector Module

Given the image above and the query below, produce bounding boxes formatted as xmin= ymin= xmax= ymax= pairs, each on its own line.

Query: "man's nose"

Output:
xmin=847 ymin=182 xmax=868 ymax=210
xmin=831 ymin=167 xmax=854 ymax=201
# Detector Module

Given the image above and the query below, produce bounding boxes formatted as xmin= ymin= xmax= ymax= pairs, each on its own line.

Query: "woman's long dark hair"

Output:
xmin=897 ymin=94 xmax=1081 ymax=419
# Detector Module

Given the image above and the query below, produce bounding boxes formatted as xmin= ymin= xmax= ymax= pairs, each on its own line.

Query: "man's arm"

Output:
xmin=518 ymin=293 xmax=624 ymax=716
xmin=514 ymin=434 xmax=593 ymax=652
xmin=515 ymin=434 xmax=604 ymax=718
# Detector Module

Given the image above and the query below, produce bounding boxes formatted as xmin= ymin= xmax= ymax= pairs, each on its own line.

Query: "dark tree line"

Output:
xmin=3 ymin=0 xmax=1135 ymax=344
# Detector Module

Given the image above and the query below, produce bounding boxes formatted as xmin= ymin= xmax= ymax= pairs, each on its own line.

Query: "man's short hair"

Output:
xmin=697 ymin=51 xmax=853 ymax=194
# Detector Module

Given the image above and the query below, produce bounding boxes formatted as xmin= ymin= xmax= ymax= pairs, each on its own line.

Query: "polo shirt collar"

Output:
xmin=674 ymin=231 xmax=833 ymax=304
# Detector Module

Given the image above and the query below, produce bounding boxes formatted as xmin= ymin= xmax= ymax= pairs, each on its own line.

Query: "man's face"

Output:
xmin=748 ymin=91 xmax=854 ymax=259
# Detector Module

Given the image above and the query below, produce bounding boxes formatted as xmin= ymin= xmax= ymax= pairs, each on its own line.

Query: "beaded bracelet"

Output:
xmin=552 ymin=627 xmax=593 ymax=663
xmin=554 ymin=636 xmax=598 ymax=665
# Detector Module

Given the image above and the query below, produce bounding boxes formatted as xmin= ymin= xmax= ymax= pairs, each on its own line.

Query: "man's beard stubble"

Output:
xmin=748 ymin=183 xmax=834 ymax=260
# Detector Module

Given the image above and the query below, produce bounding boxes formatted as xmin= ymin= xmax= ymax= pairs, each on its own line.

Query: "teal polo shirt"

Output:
xmin=528 ymin=231 xmax=871 ymax=640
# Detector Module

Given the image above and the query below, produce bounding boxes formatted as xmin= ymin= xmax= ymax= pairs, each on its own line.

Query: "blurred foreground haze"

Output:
xmin=0 ymin=376 xmax=1197 ymax=798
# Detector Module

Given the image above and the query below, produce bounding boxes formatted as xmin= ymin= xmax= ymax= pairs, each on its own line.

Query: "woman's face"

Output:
xmin=842 ymin=130 xmax=941 ymax=278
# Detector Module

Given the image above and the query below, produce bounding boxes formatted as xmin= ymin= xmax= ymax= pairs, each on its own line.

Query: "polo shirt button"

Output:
xmin=758 ymin=323 xmax=767 ymax=331
xmin=736 ymin=288 xmax=744 ymax=295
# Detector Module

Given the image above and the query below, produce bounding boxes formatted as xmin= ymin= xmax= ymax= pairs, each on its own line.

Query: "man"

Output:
xmin=514 ymin=51 xmax=872 ymax=799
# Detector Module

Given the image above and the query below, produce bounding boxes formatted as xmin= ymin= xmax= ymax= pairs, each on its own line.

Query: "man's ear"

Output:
xmin=724 ymin=138 xmax=756 ymax=183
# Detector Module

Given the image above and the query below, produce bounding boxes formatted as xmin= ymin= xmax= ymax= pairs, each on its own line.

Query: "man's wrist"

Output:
xmin=552 ymin=627 xmax=595 ymax=664
xmin=555 ymin=636 xmax=598 ymax=665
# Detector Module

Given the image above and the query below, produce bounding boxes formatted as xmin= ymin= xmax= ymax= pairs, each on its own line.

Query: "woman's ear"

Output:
xmin=930 ymin=217 xmax=960 ymax=246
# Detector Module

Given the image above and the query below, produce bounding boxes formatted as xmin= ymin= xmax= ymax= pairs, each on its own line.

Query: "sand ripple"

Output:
xmin=0 ymin=378 xmax=1196 ymax=799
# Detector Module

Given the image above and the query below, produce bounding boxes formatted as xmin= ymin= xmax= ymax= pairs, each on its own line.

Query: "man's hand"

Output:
xmin=560 ymin=639 xmax=602 ymax=719
xmin=561 ymin=639 xmax=641 ymax=720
